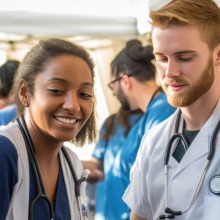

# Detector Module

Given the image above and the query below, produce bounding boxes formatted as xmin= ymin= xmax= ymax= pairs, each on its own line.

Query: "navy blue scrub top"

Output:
xmin=0 ymin=135 xmax=71 ymax=220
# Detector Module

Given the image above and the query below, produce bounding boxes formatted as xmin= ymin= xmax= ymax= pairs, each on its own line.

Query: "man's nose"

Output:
xmin=165 ymin=60 xmax=181 ymax=78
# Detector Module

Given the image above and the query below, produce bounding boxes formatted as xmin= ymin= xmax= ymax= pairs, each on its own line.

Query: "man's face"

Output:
xmin=116 ymin=83 xmax=131 ymax=110
xmin=153 ymin=25 xmax=214 ymax=107
xmin=108 ymin=74 xmax=131 ymax=111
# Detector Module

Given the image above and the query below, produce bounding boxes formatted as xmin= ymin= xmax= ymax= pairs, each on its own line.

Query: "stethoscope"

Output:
xmin=16 ymin=116 xmax=89 ymax=220
xmin=159 ymin=110 xmax=220 ymax=219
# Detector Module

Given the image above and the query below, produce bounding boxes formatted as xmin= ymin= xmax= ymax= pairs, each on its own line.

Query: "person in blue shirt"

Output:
xmin=0 ymin=38 xmax=98 ymax=220
xmin=0 ymin=104 xmax=17 ymax=125
xmin=84 ymin=39 xmax=176 ymax=220
xmin=0 ymin=60 xmax=20 ymax=125
xmin=86 ymin=107 xmax=143 ymax=220
xmin=103 ymin=39 xmax=176 ymax=220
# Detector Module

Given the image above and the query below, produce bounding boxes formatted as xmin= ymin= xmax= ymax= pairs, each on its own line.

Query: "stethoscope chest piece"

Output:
xmin=209 ymin=175 xmax=220 ymax=195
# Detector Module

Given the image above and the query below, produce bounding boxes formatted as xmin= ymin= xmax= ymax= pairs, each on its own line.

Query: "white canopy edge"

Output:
xmin=0 ymin=11 xmax=139 ymax=38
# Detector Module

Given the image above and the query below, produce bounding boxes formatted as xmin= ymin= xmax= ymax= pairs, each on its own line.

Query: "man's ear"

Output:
xmin=121 ymin=74 xmax=132 ymax=90
xmin=214 ymin=44 xmax=220 ymax=66
xmin=19 ymin=80 xmax=29 ymax=106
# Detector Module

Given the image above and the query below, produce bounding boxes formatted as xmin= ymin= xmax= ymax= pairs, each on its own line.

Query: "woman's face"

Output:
xmin=21 ymin=55 xmax=94 ymax=142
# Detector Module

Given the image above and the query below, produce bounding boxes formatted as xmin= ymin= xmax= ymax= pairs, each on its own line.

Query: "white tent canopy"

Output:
xmin=1 ymin=0 xmax=220 ymax=116
xmin=1 ymin=0 xmax=220 ymax=42
xmin=0 ymin=0 xmax=151 ymax=116
xmin=0 ymin=11 xmax=138 ymax=39
xmin=0 ymin=0 xmax=150 ymax=42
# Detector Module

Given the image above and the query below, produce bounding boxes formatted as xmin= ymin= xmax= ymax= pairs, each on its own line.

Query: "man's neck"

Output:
xmin=181 ymin=95 xmax=219 ymax=131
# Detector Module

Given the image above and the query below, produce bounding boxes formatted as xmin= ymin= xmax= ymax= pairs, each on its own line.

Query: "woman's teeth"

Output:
xmin=56 ymin=117 xmax=77 ymax=124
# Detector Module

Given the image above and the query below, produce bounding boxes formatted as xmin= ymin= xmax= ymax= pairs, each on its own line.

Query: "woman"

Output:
xmin=0 ymin=38 xmax=98 ymax=220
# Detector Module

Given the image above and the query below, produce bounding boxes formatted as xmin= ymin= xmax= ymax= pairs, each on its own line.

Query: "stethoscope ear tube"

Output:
xmin=16 ymin=116 xmax=88 ymax=220
xmin=61 ymin=148 xmax=88 ymax=220
xmin=161 ymin=109 xmax=220 ymax=219
xmin=207 ymin=119 xmax=220 ymax=161
xmin=164 ymin=133 xmax=188 ymax=165
xmin=16 ymin=117 xmax=54 ymax=220
xmin=61 ymin=147 xmax=86 ymax=198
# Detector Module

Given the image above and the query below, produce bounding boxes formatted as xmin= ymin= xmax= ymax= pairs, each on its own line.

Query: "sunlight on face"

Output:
xmin=26 ymin=55 xmax=94 ymax=142
xmin=163 ymin=57 xmax=214 ymax=107
xmin=153 ymin=25 xmax=215 ymax=107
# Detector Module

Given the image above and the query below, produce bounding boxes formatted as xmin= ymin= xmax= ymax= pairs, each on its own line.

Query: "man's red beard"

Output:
xmin=161 ymin=57 xmax=214 ymax=107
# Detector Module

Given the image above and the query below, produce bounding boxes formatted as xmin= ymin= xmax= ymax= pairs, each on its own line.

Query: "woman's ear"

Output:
xmin=19 ymin=81 xmax=29 ymax=107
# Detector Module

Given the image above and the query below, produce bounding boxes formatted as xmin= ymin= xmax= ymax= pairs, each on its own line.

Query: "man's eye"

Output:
xmin=155 ymin=56 xmax=168 ymax=62
xmin=178 ymin=56 xmax=193 ymax=62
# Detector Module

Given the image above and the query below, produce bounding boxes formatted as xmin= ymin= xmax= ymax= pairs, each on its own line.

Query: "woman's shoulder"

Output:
xmin=0 ymin=133 xmax=18 ymax=161
xmin=0 ymin=122 xmax=24 ymax=149
xmin=61 ymin=146 xmax=83 ymax=173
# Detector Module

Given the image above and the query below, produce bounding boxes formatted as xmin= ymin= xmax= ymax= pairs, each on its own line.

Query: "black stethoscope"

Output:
xmin=16 ymin=116 xmax=89 ymax=220
xmin=159 ymin=110 xmax=220 ymax=219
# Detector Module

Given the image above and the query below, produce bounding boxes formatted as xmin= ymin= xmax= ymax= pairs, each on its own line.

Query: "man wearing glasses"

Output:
xmin=88 ymin=39 xmax=176 ymax=220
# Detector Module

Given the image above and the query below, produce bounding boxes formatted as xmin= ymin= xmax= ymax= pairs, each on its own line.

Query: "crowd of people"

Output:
xmin=1 ymin=0 xmax=220 ymax=219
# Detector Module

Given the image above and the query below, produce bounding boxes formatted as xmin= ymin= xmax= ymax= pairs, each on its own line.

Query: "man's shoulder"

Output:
xmin=146 ymin=111 xmax=176 ymax=140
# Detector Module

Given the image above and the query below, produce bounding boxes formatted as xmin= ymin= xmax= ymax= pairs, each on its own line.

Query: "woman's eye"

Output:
xmin=80 ymin=93 xmax=93 ymax=98
xmin=48 ymin=89 xmax=64 ymax=95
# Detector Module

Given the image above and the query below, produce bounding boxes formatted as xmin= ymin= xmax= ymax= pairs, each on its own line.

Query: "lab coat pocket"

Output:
xmin=204 ymin=196 xmax=220 ymax=220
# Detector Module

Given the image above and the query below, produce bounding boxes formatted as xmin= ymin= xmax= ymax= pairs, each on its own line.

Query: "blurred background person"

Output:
xmin=0 ymin=60 xmax=20 ymax=125
xmin=103 ymin=39 xmax=176 ymax=220
xmin=83 ymin=106 xmax=143 ymax=220
xmin=84 ymin=39 xmax=176 ymax=220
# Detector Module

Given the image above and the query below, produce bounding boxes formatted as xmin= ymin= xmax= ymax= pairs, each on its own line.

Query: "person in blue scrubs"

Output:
xmin=0 ymin=38 xmax=98 ymax=220
xmin=91 ymin=107 xmax=143 ymax=220
xmin=106 ymin=40 xmax=176 ymax=220
xmin=84 ymin=39 xmax=176 ymax=220
xmin=0 ymin=60 xmax=20 ymax=125
xmin=0 ymin=104 xmax=17 ymax=125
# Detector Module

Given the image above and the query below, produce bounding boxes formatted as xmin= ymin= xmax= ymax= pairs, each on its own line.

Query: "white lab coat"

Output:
xmin=0 ymin=122 xmax=90 ymax=220
xmin=123 ymin=99 xmax=220 ymax=220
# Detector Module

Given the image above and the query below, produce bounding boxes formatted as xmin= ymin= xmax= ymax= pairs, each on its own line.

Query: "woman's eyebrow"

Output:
xmin=48 ymin=78 xmax=93 ymax=86
xmin=48 ymin=78 xmax=68 ymax=83
xmin=81 ymin=82 xmax=94 ymax=87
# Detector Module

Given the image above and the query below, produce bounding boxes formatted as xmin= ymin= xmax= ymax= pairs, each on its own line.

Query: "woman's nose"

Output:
xmin=63 ymin=92 xmax=80 ymax=112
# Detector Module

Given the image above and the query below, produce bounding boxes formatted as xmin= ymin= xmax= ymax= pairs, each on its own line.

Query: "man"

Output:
xmin=84 ymin=39 xmax=176 ymax=220
xmin=123 ymin=0 xmax=220 ymax=219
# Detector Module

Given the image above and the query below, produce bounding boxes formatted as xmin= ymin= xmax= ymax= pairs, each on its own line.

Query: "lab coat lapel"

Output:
xmin=172 ymin=99 xmax=220 ymax=176
xmin=174 ymin=127 xmax=209 ymax=174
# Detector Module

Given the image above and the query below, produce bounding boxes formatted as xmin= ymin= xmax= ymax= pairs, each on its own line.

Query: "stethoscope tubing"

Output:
xmin=61 ymin=147 xmax=86 ymax=197
xmin=16 ymin=116 xmax=87 ymax=220
xmin=61 ymin=147 xmax=87 ymax=220
xmin=163 ymin=109 xmax=220 ymax=218
xmin=17 ymin=117 xmax=54 ymax=220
